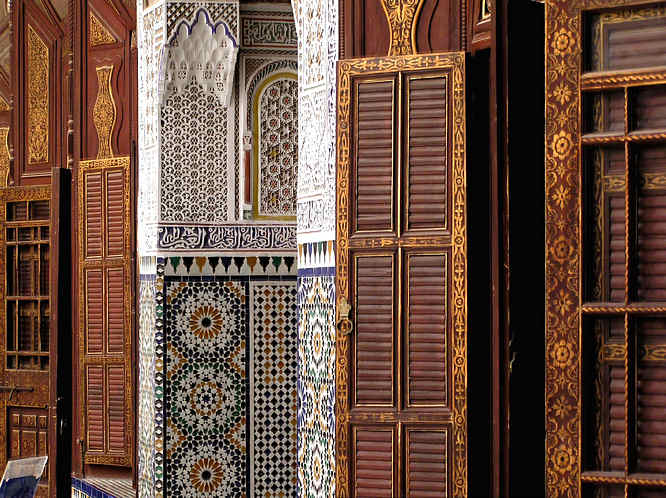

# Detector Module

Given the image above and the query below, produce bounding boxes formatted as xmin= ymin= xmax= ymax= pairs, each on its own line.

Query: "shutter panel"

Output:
xmin=406 ymin=76 xmax=448 ymax=231
xmin=337 ymin=53 xmax=466 ymax=497
xmin=407 ymin=253 xmax=447 ymax=407
xmin=79 ymin=156 xmax=132 ymax=467
xmin=354 ymin=428 xmax=394 ymax=497
xmin=354 ymin=79 xmax=396 ymax=233
xmin=637 ymin=145 xmax=666 ymax=301
xmin=406 ymin=429 xmax=447 ymax=498
xmin=354 ymin=254 xmax=395 ymax=407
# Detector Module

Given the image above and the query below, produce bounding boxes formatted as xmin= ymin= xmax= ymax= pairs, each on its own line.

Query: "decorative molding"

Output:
xmin=241 ymin=17 xmax=297 ymax=48
xmin=297 ymin=240 xmax=335 ymax=270
xmin=163 ymin=9 xmax=239 ymax=107
xmin=89 ymin=11 xmax=117 ymax=47
xmin=27 ymin=25 xmax=49 ymax=164
xmin=163 ymin=254 xmax=296 ymax=277
xmin=0 ymin=127 xmax=8 ymax=188
xmin=379 ymin=0 xmax=426 ymax=56
xmin=157 ymin=225 xmax=296 ymax=251
xmin=93 ymin=66 xmax=117 ymax=159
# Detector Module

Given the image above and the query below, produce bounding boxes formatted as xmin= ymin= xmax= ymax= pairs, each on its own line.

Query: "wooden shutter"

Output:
xmin=546 ymin=2 xmax=666 ymax=494
xmin=78 ymin=156 xmax=132 ymax=467
xmin=337 ymin=52 xmax=467 ymax=497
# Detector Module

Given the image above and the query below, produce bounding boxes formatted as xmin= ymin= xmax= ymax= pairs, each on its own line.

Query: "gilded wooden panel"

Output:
xmin=26 ymin=26 xmax=49 ymax=165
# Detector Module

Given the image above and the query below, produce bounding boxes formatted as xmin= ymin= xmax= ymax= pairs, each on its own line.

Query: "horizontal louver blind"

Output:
xmin=407 ymin=77 xmax=447 ymax=231
xmin=407 ymin=253 xmax=447 ymax=407
xmin=637 ymin=318 xmax=666 ymax=473
xmin=638 ymin=146 xmax=666 ymax=302
xmin=355 ymin=255 xmax=394 ymax=407
xmin=355 ymin=429 xmax=394 ymax=498
xmin=354 ymin=80 xmax=395 ymax=233
xmin=79 ymin=157 xmax=132 ymax=467
xmin=407 ymin=430 xmax=447 ymax=498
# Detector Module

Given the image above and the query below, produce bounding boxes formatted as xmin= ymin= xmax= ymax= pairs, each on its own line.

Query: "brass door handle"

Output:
xmin=337 ymin=297 xmax=354 ymax=336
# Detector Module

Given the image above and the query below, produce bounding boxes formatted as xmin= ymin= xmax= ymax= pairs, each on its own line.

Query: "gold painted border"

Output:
xmin=77 ymin=156 xmax=132 ymax=467
xmin=336 ymin=51 xmax=467 ymax=498
xmin=545 ymin=1 xmax=665 ymax=495
xmin=252 ymin=72 xmax=298 ymax=221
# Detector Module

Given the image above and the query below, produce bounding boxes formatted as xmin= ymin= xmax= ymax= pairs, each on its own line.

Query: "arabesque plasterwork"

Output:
xmin=27 ymin=25 xmax=49 ymax=164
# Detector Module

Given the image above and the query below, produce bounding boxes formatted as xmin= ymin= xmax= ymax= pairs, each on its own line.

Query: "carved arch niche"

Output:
xmin=245 ymin=62 xmax=298 ymax=221
xmin=12 ymin=0 xmax=64 ymax=185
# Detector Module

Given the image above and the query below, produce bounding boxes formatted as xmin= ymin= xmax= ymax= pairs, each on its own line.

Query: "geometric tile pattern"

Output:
xmin=251 ymin=282 xmax=298 ymax=496
xmin=164 ymin=280 xmax=248 ymax=497
xmin=138 ymin=274 xmax=156 ymax=498
xmin=297 ymin=274 xmax=336 ymax=498
xmin=164 ymin=254 xmax=297 ymax=277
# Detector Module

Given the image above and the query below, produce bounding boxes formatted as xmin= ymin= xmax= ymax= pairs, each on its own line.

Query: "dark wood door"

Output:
xmin=0 ymin=186 xmax=53 ymax=497
xmin=336 ymin=52 xmax=468 ymax=497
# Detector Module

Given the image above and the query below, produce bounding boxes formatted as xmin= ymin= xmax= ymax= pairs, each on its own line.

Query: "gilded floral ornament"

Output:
xmin=0 ymin=96 xmax=9 ymax=112
xmin=0 ymin=127 xmax=8 ymax=188
xmin=551 ymin=130 xmax=573 ymax=160
xmin=89 ymin=12 xmax=117 ymax=47
xmin=380 ymin=0 xmax=426 ymax=56
xmin=93 ymin=66 xmax=116 ymax=159
xmin=27 ymin=26 xmax=49 ymax=164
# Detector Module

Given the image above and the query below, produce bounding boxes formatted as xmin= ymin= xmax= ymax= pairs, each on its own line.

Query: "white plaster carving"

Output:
xmin=163 ymin=10 xmax=239 ymax=107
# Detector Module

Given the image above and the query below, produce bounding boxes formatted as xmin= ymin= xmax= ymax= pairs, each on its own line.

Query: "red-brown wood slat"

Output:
xmin=634 ymin=85 xmax=666 ymax=132
xmin=637 ymin=318 xmax=666 ymax=474
xmin=355 ymin=80 xmax=395 ymax=233
xmin=79 ymin=158 xmax=132 ymax=466
xmin=407 ymin=429 xmax=447 ymax=498
xmin=85 ymin=172 xmax=103 ymax=259
xmin=355 ymin=428 xmax=394 ymax=498
xmin=105 ymin=170 xmax=125 ymax=258
xmin=637 ymin=145 xmax=666 ymax=301
xmin=407 ymin=77 xmax=447 ymax=231
xmin=407 ymin=253 xmax=447 ymax=406
xmin=608 ymin=364 xmax=625 ymax=471
xmin=355 ymin=255 xmax=394 ymax=407
xmin=85 ymin=269 xmax=104 ymax=354
xmin=86 ymin=365 xmax=105 ymax=452
xmin=106 ymin=267 xmax=124 ymax=354
xmin=602 ymin=17 xmax=666 ymax=71
xmin=608 ymin=194 xmax=625 ymax=302
xmin=107 ymin=366 xmax=126 ymax=453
